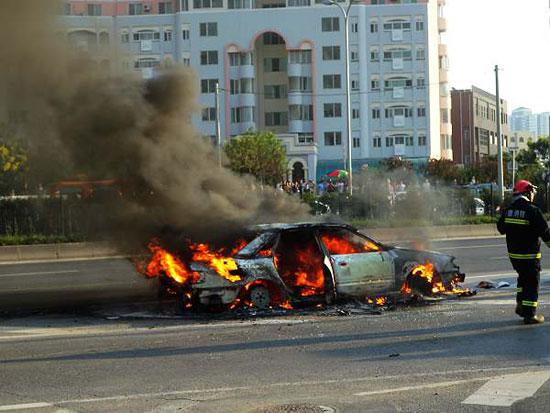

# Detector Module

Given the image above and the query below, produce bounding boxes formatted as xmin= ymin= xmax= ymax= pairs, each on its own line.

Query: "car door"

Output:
xmin=317 ymin=228 xmax=395 ymax=296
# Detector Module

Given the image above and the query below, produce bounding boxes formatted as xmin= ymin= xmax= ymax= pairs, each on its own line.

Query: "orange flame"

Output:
xmin=320 ymin=234 xmax=380 ymax=255
xmin=145 ymin=240 xmax=200 ymax=285
xmin=367 ymin=296 xmax=388 ymax=306
xmin=190 ymin=243 xmax=242 ymax=283
xmin=401 ymin=261 xmax=470 ymax=296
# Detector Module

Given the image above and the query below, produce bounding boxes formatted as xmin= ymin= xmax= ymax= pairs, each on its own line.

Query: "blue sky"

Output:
xmin=445 ymin=0 xmax=550 ymax=113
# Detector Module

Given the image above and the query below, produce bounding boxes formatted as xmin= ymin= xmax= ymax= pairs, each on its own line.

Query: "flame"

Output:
xmin=401 ymin=261 xmax=471 ymax=296
xmin=320 ymin=233 xmax=380 ymax=255
xmin=280 ymin=300 xmax=293 ymax=310
xmin=145 ymin=239 xmax=199 ymax=285
xmin=190 ymin=243 xmax=242 ymax=283
xmin=367 ymin=296 xmax=388 ymax=306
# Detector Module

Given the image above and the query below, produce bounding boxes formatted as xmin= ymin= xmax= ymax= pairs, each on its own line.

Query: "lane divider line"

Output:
xmin=0 ymin=270 xmax=79 ymax=278
xmin=354 ymin=377 xmax=487 ymax=397
xmin=462 ymin=370 xmax=550 ymax=407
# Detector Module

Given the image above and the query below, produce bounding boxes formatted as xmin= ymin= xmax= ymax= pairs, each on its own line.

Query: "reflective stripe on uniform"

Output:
xmin=516 ymin=287 xmax=523 ymax=293
xmin=522 ymin=300 xmax=538 ymax=307
xmin=504 ymin=218 xmax=530 ymax=225
xmin=508 ymin=252 xmax=542 ymax=259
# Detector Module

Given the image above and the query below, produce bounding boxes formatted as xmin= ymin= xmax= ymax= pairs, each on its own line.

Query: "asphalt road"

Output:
xmin=1 ymin=235 xmax=550 ymax=412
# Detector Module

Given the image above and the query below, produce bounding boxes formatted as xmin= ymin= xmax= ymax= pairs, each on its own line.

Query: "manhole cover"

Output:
xmin=250 ymin=404 xmax=335 ymax=413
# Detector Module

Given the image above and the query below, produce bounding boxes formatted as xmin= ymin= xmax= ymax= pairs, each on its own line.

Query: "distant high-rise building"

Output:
xmin=450 ymin=86 xmax=509 ymax=166
xmin=537 ymin=112 xmax=550 ymax=138
xmin=60 ymin=0 xmax=451 ymax=179
xmin=510 ymin=107 xmax=537 ymax=135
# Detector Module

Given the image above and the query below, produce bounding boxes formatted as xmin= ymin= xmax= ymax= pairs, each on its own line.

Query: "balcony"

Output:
xmin=440 ymin=96 xmax=451 ymax=109
xmin=438 ymin=44 xmax=447 ymax=56
xmin=438 ymin=17 xmax=447 ymax=32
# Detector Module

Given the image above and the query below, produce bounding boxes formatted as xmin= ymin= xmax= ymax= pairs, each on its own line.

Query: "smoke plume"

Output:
xmin=0 ymin=0 xmax=310 ymax=247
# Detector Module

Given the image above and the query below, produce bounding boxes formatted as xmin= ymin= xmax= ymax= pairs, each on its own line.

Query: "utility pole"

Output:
xmin=215 ymin=82 xmax=222 ymax=168
xmin=495 ymin=65 xmax=504 ymax=201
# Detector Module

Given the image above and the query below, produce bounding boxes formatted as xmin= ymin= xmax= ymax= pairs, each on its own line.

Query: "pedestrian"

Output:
xmin=497 ymin=180 xmax=549 ymax=324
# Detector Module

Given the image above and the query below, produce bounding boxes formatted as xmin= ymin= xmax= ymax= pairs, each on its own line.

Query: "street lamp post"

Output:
xmin=323 ymin=0 xmax=354 ymax=196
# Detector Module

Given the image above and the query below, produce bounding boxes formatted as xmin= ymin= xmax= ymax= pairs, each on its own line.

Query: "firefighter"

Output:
xmin=497 ymin=180 xmax=549 ymax=324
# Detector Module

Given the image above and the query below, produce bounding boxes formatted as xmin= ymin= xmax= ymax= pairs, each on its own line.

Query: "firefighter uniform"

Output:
xmin=497 ymin=194 xmax=550 ymax=320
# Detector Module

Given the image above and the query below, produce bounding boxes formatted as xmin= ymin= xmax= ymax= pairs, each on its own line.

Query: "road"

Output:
xmin=1 ymin=235 xmax=550 ymax=412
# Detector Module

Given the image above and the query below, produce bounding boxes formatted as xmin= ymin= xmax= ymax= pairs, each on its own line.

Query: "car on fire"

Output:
xmin=183 ymin=223 xmax=465 ymax=310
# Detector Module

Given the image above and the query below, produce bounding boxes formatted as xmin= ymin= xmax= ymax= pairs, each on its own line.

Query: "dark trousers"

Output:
xmin=511 ymin=258 xmax=540 ymax=318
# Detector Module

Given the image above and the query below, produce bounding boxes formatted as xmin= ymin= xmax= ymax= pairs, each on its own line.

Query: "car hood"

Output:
xmin=389 ymin=246 xmax=460 ymax=275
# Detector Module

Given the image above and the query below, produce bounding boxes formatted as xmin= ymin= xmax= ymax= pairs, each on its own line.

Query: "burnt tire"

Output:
xmin=248 ymin=285 xmax=271 ymax=309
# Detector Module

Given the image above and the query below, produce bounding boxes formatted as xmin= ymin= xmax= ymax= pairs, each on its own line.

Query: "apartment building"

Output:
xmin=537 ymin=112 xmax=550 ymax=138
xmin=61 ymin=0 xmax=450 ymax=179
xmin=510 ymin=107 xmax=537 ymax=136
xmin=450 ymin=86 xmax=509 ymax=166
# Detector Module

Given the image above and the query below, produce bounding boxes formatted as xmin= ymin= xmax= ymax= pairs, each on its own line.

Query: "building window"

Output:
xmin=417 ymin=107 xmax=426 ymax=117
xmin=322 ymin=46 xmax=341 ymax=61
xmin=351 ymin=22 xmax=358 ymax=33
xmin=384 ymin=48 xmax=412 ymax=60
xmin=297 ymin=133 xmax=314 ymax=144
xmin=194 ymin=0 xmax=223 ymax=8
xmin=416 ymin=48 xmax=425 ymax=60
xmin=134 ymin=58 xmax=160 ymax=68
xmin=289 ymin=76 xmax=312 ymax=92
xmin=386 ymin=137 xmax=394 ymax=147
xmin=288 ymin=0 xmax=311 ymax=7
xmin=231 ymin=106 xmax=255 ymax=123
xmin=373 ymin=136 xmax=382 ymax=148
xmin=324 ymin=131 xmax=342 ymax=146
xmin=441 ymin=134 xmax=452 ymax=150
xmin=289 ymin=105 xmax=314 ymax=121
xmin=264 ymin=57 xmax=286 ymax=72
xmin=371 ymin=79 xmax=380 ymax=90
xmin=200 ymin=78 xmax=218 ymax=93
xmin=199 ymin=22 xmax=218 ymax=37
xmin=353 ymin=137 xmax=361 ymax=148
xmin=289 ymin=50 xmax=312 ymax=64
xmin=416 ymin=77 xmax=425 ymax=88
xmin=182 ymin=29 xmax=190 ymax=40
xmin=200 ymin=50 xmax=218 ymax=65
xmin=406 ymin=136 xmax=414 ymax=146
xmin=228 ymin=0 xmax=253 ymax=8
xmin=441 ymin=109 xmax=449 ymax=123
xmin=370 ymin=22 xmax=378 ymax=33
xmin=133 ymin=30 xmax=160 ymax=41
xmin=129 ymin=3 xmax=144 ymax=15
xmin=264 ymin=84 xmax=287 ymax=99
xmin=158 ymin=1 xmax=173 ymax=13
xmin=418 ymin=135 xmax=427 ymax=146
xmin=324 ymin=103 xmax=342 ymax=118
xmin=384 ymin=77 xmax=412 ymax=89
xmin=322 ymin=74 xmax=341 ymax=89
xmin=383 ymin=20 xmax=411 ymax=31
xmin=352 ymin=108 xmax=360 ymax=119
xmin=372 ymin=108 xmax=380 ymax=119
xmin=351 ymin=78 xmax=359 ymax=90
xmin=121 ymin=32 xmax=129 ymax=43
xmin=415 ymin=20 xmax=424 ymax=31
xmin=322 ymin=17 xmax=340 ymax=32
xmin=202 ymin=107 xmax=216 ymax=121
xmin=265 ymin=112 xmax=288 ymax=126
xmin=87 ymin=4 xmax=102 ymax=16
xmin=229 ymin=52 xmax=254 ymax=66
xmin=370 ymin=49 xmax=379 ymax=62
xmin=164 ymin=30 xmax=172 ymax=41
xmin=263 ymin=32 xmax=285 ymax=45
xmin=350 ymin=47 xmax=359 ymax=61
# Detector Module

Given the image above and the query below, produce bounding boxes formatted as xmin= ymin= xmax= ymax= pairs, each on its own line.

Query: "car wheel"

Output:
xmin=248 ymin=285 xmax=271 ymax=309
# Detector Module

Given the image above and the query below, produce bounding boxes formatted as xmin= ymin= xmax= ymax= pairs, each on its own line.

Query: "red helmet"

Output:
xmin=513 ymin=179 xmax=537 ymax=194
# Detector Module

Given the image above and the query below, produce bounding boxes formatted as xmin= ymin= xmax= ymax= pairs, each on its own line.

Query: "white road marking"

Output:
xmin=0 ymin=403 xmax=52 ymax=411
xmin=353 ymin=378 xmax=487 ymax=397
xmin=0 ymin=270 xmax=79 ymax=278
xmin=437 ymin=244 xmax=504 ymax=251
xmin=462 ymin=370 xmax=550 ymax=407
xmin=0 ymin=366 xmax=542 ymax=411
xmin=489 ymin=256 xmax=509 ymax=260
xmin=0 ymin=319 xmax=309 ymax=342
xmin=0 ymin=256 xmax=129 ymax=266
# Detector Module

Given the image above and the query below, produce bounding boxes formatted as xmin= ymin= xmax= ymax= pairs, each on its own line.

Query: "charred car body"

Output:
xmin=181 ymin=223 xmax=465 ymax=309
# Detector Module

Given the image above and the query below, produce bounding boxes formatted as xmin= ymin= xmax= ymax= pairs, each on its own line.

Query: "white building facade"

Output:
xmin=62 ymin=0 xmax=451 ymax=179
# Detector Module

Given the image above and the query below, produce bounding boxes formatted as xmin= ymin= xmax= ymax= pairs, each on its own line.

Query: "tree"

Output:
xmin=224 ymin=130 xmax=287 ymax=185
xmin=424 ymin=158 xmax=460 ymax=184
xmin=0 ymin=124 xmax=28 ymax=194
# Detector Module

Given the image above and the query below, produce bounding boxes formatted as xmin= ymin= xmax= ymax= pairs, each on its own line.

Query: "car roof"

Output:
xmin=251 ymin=222 xmax=357 ymax=232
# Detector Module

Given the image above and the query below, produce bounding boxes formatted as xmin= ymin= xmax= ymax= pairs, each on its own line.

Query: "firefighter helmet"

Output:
xmin=513 ymin=179 xmax=537 ymax=194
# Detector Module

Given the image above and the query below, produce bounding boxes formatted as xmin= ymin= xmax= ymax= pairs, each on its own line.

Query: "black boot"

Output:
xmin=515 ymin=304 xmax=524 ymax=317
xmin=524 ymin=314 xmax=545 ymax=324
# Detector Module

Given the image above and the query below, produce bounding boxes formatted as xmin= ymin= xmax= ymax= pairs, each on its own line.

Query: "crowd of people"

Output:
xmin=277 ymin=178 xmax=349 ymax=196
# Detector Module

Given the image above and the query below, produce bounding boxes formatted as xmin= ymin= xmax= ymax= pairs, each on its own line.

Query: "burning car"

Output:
xmin=142 ymin=223 xmax=467 ymax=310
